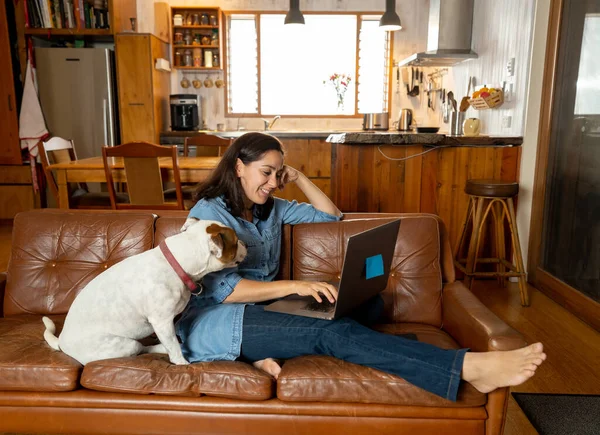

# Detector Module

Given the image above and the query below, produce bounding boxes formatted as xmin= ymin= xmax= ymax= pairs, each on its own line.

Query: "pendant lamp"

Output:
xmin=379 ymin=0 xmax=402 ymax=31
xmin=284 ymin=0 xmax=305 ymax=25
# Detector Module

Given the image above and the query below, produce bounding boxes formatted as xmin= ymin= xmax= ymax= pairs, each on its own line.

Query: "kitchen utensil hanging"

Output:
xmin=203 ymin=75 xmax=214 ymax=88
xmin=215 ymin=75 xmax=224 ymax=88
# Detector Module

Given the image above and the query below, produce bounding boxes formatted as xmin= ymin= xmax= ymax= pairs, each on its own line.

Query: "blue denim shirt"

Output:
xmin=176 ymin=196 xmax=342 ymax=362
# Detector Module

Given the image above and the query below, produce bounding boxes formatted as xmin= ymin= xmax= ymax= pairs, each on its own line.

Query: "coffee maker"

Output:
xmin=170 ymin=94 xmax=200 ymax=131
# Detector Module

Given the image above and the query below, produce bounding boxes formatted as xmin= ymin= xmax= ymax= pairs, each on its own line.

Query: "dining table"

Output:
xmin=47 ymin=156 xmax=221 ymax=209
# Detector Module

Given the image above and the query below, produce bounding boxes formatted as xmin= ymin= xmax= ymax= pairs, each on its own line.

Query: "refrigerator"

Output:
xmin=35 ymin=47 xmax=119 ymax=160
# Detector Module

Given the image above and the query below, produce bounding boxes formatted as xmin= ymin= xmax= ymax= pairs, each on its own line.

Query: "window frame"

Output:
xmin=224 ymin=11 xmax=393 ymax=118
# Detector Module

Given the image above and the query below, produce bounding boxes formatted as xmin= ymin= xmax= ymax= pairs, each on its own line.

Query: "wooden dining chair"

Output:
xmin=39 ymin=137 xmax=126 ymax=209
xmin=102 ymin=141 xmax=184 ymax=210
xmin=183 ymin=135 xmax=232 ymax=157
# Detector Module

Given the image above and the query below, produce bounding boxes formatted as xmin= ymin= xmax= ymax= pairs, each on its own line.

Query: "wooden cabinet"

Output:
xmin=23 ymin=0 xmax=137 ymax=36
xmin=115 ymin=33 xmax=170 ymax=144
xmin=0 ymin=166 xmax=40 ymax=219
xmin=331 ymin=144 xmax=521 ymax=251
xmin=0 ymin=2 xmax=21 ymax=165
xmin=274 ymin=139 xmax=332 ymax=203
xmin=171 ymin=6 xmax=223 ymax=71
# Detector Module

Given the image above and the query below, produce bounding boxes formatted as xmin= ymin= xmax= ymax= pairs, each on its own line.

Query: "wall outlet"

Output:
xmin=501 ymin=115 xmax=512 ymax=128
xmin=506 ymin=57 xmax=515 ymax=77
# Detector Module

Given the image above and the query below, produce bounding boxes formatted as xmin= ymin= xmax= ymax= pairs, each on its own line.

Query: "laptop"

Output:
xmin=264 ymin=219 xmax=401 ymax=320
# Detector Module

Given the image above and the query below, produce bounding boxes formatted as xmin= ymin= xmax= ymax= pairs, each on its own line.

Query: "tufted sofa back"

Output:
xmin=4 ymin=211 xmax=450 ymax=327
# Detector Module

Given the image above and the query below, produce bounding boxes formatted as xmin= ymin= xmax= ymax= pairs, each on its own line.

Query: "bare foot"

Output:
xmin=462 ymin=343 xmax=546 ymax=393
xmin=252 ymin=358 xmax=282 ymax=379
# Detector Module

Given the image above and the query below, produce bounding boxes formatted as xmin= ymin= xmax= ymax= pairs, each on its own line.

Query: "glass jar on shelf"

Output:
xmin=183 ymin=29 xmax=192 ymax=45
xmin=212 ymin=53 xmax=219 ymax=67
xmin=210 ymin=15 xmax=218 ymax=26
xmin=201 ymin=35 xmax=211 ymax=46
xmin=193 ymin=33 xmax=201 ymax=45
xmin=184 ymin=12 xmax=193 ymax=26
xmin=173 ymin=14 xmax=183 ymax=26
xmin=192 ymin=13 xmax=200 ymax=26
xmin=201 ymin=14 xmax=209 ymax=25
xmin=211 ymin=31 xmax=218 ymax=46
xmin=183 ymin=49 xmax=193 ymax=67
xmin=174 ymin=31 xmax=183 ymax=45
xmin=193 ymin=48 xmax=202 ymax=67
xmin=174 ymin=50 xmax=182 ymax=67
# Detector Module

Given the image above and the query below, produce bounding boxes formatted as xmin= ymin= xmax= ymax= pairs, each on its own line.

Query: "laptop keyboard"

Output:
xmin=305 ymin=299 xmax=336 ymax=313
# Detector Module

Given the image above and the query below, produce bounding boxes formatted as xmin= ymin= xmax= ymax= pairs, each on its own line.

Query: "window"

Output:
xmin=227 ymin=13 xmax=391 ymax=116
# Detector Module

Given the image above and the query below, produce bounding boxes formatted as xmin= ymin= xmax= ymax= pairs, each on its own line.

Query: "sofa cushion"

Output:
xmin=293 ymin=216 xmax=443 ymax=326
xmin=5 ymin=211 xmax=156 ymax=316
xmin=277 ymin=323 xmax=485 ymax=407
xmin=81 ymin=354 xmax=275 ymax=400
xmin=0 ymin=315 xmax=82 ymax=392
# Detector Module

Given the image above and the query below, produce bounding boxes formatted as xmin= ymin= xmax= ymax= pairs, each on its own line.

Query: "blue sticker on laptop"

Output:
xmin=365 ymin=254 xmax=384 ymax=279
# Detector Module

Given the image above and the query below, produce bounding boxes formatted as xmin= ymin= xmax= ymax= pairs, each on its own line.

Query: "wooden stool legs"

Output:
xmin=454 ymin=195 xmax=530 ymax=306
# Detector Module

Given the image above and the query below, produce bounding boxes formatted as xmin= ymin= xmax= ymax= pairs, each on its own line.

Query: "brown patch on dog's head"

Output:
xmin=206 ymin=224 xmax=240 ymax=263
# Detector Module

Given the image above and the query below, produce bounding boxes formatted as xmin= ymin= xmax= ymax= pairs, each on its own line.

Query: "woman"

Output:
xmin=176 ymin=132 xmax=545 ymax=401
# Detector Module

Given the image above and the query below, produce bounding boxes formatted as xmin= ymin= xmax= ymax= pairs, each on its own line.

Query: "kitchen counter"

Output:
xmin=161 ymin=130 xmax=522 ymax=146
xmin=327 ymin=132 xmax=523 ymax=146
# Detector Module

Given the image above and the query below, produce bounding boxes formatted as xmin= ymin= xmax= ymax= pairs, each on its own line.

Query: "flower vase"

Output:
xmin=336 ymin=95 xmax=345 ymax=113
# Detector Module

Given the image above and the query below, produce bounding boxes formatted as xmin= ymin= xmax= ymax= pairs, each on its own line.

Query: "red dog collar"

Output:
xmin=159 ymin=241 xmax=202 ymax=295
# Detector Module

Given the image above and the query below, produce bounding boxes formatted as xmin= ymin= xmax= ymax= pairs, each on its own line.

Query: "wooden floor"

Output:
xmin=0 ymin=221 xmax=599 ymax=434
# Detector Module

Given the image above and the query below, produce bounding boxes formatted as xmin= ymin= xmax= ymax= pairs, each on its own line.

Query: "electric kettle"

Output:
xmin=397 ymin=109 xmax=413 ymax=131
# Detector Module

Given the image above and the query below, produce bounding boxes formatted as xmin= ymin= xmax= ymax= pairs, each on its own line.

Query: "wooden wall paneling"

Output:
xmin=307 ymin=140 xmax=331 ymax=178
xmin=333 ymin=144 xmax=360 ymax=212
xmin=420 ymin=148 xmax=440 ymax=215
xmin=153 ymin=2 xmax=170 ymax=43
xmin=111 ymin=0 xmax=138 ymax=34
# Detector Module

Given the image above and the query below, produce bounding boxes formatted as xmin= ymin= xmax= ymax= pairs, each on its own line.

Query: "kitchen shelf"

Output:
xmin=173 ymin=25 xmax=219 ymax=30
xmin=173 ymin=45 xmax=219 ymax=49
xmin=25 ymin=28 xmax=112 ymax=36
xmin=171 ymin=6 xmax=223 ymax=70
xmin=174 ymin=67 xmax=222 ymax=71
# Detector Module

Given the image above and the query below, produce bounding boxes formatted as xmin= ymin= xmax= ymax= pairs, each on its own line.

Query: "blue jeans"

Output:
xmin=240 ymin=298 xmax=468 ymax=401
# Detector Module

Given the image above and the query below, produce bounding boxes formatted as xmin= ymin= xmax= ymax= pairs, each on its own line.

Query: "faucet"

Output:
xmin=262 ymin=115 xmax=281 ymax=131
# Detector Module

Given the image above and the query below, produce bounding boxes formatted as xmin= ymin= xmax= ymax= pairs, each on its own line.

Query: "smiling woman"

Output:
xmin=226 ymin=12 xmax=391 ymax=116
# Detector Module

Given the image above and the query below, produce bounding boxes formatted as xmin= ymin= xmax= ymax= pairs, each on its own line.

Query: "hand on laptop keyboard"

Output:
xmin=306 ymin=298 xmax=336 ymax=313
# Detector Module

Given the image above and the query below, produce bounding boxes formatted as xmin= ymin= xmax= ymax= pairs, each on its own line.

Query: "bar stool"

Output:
xmin=454 ymin=179 xmax=529 ymax=306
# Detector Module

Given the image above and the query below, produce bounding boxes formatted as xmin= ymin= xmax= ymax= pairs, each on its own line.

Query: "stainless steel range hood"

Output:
xmin=397 ymin=0 xmax=478 ymax=67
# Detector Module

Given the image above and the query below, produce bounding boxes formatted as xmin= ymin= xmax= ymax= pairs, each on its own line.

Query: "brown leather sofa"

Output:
xmin=0 ymin=209 xmax=526 ymax=435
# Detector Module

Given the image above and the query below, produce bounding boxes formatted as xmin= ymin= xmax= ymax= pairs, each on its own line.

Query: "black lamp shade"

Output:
xmin=379 ymin=0 xmax=402 ymax=31
xmin=284 ymin=0 xmax=305 ymax=25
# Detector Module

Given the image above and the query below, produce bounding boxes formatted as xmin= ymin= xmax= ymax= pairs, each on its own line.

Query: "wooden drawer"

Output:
xmin=0 ymin=166 xmax=32 ymax=184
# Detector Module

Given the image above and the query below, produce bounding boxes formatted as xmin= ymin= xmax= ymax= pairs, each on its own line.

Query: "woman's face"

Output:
xmin=236 ymin=150 xmax=284 ymax=206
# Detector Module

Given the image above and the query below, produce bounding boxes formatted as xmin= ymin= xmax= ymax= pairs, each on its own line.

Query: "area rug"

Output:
xmin=512 ymin=393 xmax=600 ymax=435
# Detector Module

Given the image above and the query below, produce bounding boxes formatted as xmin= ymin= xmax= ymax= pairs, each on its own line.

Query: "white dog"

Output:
xmin=42 ymin=218 xmax=246 ymax=366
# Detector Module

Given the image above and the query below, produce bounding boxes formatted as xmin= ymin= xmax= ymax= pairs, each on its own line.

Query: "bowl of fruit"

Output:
xmin=468 ymin=86 xmax=504 ymax=110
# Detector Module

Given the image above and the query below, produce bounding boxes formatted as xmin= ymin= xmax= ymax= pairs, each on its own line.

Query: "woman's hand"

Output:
xmin=278 ymin=165 xmax=301 ymax=191
xmin=292 ymin=281 xmax=338 ymax=303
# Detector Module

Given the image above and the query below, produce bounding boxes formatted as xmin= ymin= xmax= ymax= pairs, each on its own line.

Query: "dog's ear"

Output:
xmin=180 ymin=217 xmax=199 ymax=232
xmin=206 ymin=224 xmax=239 ymax=263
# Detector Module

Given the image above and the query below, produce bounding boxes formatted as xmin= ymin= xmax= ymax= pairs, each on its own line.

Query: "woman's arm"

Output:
xmin=279 ymin=166 xmax=342 ymax=217
xmin=223 ymin=278 xmax=338 ymax=304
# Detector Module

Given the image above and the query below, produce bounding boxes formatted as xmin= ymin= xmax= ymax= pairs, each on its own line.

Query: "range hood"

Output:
xmin=397 ymin=0 xmax=478 ymax=67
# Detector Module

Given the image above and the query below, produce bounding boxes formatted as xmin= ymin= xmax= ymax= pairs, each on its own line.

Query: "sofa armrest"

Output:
xmin=442 ymin=281 xmax=527 ymax=352
xmin=0 ymin=272 xmax=6 ymax=318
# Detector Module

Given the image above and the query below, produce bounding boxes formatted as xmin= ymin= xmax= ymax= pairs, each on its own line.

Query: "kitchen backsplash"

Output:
xmin=138 ymin=0 xmax=534 ymax=135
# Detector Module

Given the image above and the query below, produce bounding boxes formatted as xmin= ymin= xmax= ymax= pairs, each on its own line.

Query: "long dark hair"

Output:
xmin=192 ymin=132 xmax=285 ymax=219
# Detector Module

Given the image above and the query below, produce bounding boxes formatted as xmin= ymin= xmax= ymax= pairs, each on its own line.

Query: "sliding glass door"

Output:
xmin=530 ymin=0 xmax=600 ymax=330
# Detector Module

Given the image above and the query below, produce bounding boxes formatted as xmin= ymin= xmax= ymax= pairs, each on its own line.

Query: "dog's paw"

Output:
xmin=170 ymin=356 xmax=190 ymax=365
